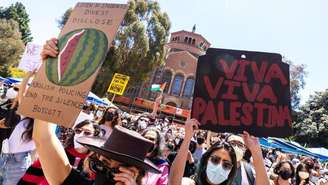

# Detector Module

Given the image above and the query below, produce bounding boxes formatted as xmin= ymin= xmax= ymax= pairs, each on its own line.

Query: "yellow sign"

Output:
xmin=107 ymin=73 xmax=130 ymax=95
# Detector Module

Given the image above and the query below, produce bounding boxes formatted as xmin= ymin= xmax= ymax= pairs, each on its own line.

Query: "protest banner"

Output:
xmin=107 ymin=73 xmax=130 ymax=96
xmin=18 ymin=43 xmax=42 ymax=72
xmin=191 ymin=48 xmax=292 ymax=137
xmin=18 ymin=2 xmax=128 ymax=127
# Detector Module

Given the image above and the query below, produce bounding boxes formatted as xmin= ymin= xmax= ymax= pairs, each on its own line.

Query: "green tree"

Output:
xmin=57 ymin=8 xmax=72 ymax=29
xmin=0 ymin=64 xmax=11 ymax=78
xmin=0 ymin=2 xmax=33 ymax=44
xmin=0 ymin=19 xmax=25 ymax=66
xmin=57 ymin=0 xmax=171 ymax=96
xmin=293 ymin=89 xmax=328 ymax=147
xmin=283 ymin=57 xmax=307 ymax=109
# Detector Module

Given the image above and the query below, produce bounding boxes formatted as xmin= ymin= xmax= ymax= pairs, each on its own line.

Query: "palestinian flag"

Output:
xmin=148 ymin=83 xmax=166 ymax=92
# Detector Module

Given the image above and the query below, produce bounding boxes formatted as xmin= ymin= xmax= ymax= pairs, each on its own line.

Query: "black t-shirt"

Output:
xmin=62 ymin=169 xmax=93 ymax=185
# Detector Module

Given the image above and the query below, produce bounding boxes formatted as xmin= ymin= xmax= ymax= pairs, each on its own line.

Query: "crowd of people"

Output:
xmin=0 ymin=40 xmax=327 ymax=185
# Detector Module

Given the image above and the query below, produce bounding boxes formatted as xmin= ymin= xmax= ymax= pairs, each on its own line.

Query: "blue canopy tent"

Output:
xmin=272 ymin=138 xmax=328 ymax=161
xmin=3 ymin=77 xmax=22 ymax=85
xmin=307 ymin=148 xmax=328 ymax=157
xmin=259 ymin=138 xmax=300 ymax=154
xmin=87 ymin=92 xmax=109 ymax=106
xmin=260 ymin=138 xmax=328 ymax=161
xmin=307 ymin=148 xmax=328 ymax=161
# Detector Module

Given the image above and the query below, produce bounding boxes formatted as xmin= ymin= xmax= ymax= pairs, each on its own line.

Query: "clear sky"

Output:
xmin=1 ymin=0 xmax=327 ymax=104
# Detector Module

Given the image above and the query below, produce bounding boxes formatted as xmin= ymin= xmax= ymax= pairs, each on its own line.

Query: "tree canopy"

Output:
xmin=293 ymin=89 xmax=328 ymax=147
xmin=0 ymin=2 xmax=33 ymax=44
xmin=0 ymin=19 xmax=25 ymax=66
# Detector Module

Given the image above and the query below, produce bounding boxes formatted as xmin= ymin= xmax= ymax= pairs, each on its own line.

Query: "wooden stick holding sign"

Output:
xmin=18 ymin=3 xmax=128 ymax=127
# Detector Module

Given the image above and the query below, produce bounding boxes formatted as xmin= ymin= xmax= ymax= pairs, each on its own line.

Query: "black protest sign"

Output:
xmin=191 ymin=48 xmax=292 ymax=137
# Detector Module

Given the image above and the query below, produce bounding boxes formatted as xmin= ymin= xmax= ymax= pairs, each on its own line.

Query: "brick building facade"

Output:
xmin=124 ymin=30 xmax=210 ymax=111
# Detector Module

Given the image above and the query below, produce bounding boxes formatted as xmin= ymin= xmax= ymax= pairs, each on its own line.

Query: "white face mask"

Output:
xmin=73 ymin=135 xmax=88 ymax=153
xmin=310 ymin=176 xmax=319 ymax=184
xmin=233 ymin=146 xmax=245 ymax=162
xmin=298 ymin=171 xmax=309 ymax=179
xmin=138 ymin=120 xmax=148 ymax=130
xmin=6 ymin=88 xmax=17 ymax=100
xmin=206 ymin=160 xmax=231 ymax=184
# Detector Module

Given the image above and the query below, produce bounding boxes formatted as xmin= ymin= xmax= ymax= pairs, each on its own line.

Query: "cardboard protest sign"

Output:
xmin=191 ymin=48 xmax=292 ymax=137
xmin=18 ymin=43 xmax=42 ymax=72
xmin=107 ymin=73 xmax=130 ymax=96
xmin=18 ymin=3 xmax=128 ymax=127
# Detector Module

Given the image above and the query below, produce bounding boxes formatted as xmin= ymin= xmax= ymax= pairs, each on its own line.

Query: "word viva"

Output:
xmin=193 ymin=59 xmax=291 ymax=128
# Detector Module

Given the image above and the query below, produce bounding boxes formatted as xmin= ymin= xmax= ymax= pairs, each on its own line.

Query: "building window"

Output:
xmin=183 ymin=78 xmax=195 ymax=97
xmin=184 ymin=37 xmax=188 ymax=43
xmin=177 ymin=37 xmax=180 ymax=41
xmin=188 ymin=37 xmax=192 ymax=44
xmin=152 ymin=68 xmax=162 ymax=84
xmin=192 ymin=39 xmax=195 ymax=45
xmin=171 ymin=74 xmax=184 ymax=96
xmin=161 ymin=70 xmax=172 ymax=93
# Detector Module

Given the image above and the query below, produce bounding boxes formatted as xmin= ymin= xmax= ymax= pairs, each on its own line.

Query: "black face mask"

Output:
xmin=94 ymin=171 xmax=116 ymax=185
xmin=197 ymin=137 xmax=205 ymax=145
xmin=279 ymin=170 xmax=292 ymax=180
xmin=105 ymin=112 xmax=115 ymax=121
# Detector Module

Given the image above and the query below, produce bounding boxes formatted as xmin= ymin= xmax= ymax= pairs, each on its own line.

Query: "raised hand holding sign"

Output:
xmin=192 ymin=48 xmax=292 ymax=137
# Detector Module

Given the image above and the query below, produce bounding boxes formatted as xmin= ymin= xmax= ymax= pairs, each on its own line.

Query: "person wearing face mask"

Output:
xmin=98 ymin=106 xmax=121 ymax=138
xmin=0 ymin=86 xmax=19 ymax=151
xmin=226 ymin=135 xmax=255 ymax=185
xmin=141 ymin=128 xmax=169 ymax=185
xmin=310 ymin=164 xmax=321 ymax=185
xmin=135 ymin=115 xmax=151 ymax=133
xmin=32 ymin=117 xmax=161 ymax=185
xmin=295 ymin=163 xmax=313 ymax=185
xmin=17 ymin=120 xmax=101 ymax=184
xmin=169 ymin=119 xmax=270 ymax=185
xmin=193 ymin=135 xmax=207 ymax=164
xmin=270 ymin=161 xmax=295 ymax=185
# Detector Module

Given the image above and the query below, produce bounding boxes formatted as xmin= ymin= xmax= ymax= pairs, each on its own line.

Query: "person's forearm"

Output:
xmin=33 ymin=119 xmax=71 ymax=185
xmin=252 ymin=150 xmax=270 ymax=185
xmin=18 ymin=72 xmax=32 ymax=104
xmin=169 ymin=139 xmax=191 ymax=185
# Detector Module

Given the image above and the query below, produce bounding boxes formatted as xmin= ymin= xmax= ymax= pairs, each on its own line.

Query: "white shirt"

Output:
xmin=3 ymin=119 xmax=35 ymax=153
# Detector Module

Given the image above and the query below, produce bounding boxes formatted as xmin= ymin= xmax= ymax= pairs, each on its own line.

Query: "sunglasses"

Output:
xmin=209 ymin=155 xmax=233 ymax=170
xmin=145 ymin=137 xmax=156 ymax=142
xmin=89 ymin=157 xmax=119 ymax=174
xmin=229 ymin=141 xmax=246 ymax=150
xmin=74 ymin=128 xmax=93 ymax=136
xmin=140 ymin=118 xmax=150 ymax=122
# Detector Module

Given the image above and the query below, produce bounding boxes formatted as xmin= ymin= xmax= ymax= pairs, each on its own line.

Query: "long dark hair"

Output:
xmin=21 ymin=117 xmax=34 ymax=142
xmin=194 ymin=141 xmax=237 ymax=185
xmin=141 ymin=128 xmax=164 ymax=160
xmin=66 ymin=120 xmax=101 ymax=148
xmin=295 ymin=163 xmax=310 ymax=185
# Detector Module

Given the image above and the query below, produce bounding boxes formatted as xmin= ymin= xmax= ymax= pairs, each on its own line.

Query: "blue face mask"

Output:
xmin=206 ymin=160 xmax=231 ymax=184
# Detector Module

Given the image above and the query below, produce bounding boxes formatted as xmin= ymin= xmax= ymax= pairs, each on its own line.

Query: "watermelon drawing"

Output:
xmin=46 ymin=28 xmax=108 ymax=86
